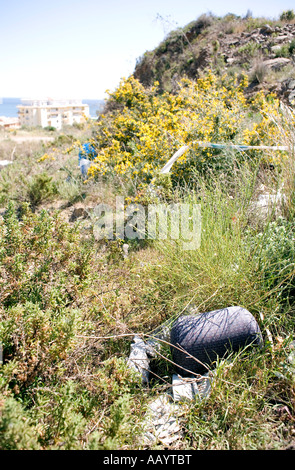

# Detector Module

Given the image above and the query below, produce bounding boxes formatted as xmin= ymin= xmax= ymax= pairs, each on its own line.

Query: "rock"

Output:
xmin=274 ymin=34 xmax=292 ymax=43
xmin=260 ymin=24 xmax=274 ymax=35
xmin=271 ymin=44 xmax=285 ymax=53
xmin=287 ymin=79 xmax=295 ymax=90
xmin=263 ymin=58 xmax=291 ymax=70
xmin=280 ymin=78 xmax=295 ymax=104
xmin=70 ymin=206 xmax=89 ymax=222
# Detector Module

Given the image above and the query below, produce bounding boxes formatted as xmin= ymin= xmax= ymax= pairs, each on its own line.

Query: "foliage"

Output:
xmin=23 ymin=172 xmax=58 ymax=207
xmin=87 ymin=73 xmax=289 ymax=186
xmin=0 ymin=202 xmax=142 ymax=449
xmin=1 ymin=14 xmax=295 ymax=451
xmin=250 ymin=217 xmax=295 ymax=305
xmin=0 ymin=397 xmax=40 ymax=450
xmin=0 ymin=202 xmax=91 ymax=310
xmin=280 ymin=10 xmax=295 ymax=21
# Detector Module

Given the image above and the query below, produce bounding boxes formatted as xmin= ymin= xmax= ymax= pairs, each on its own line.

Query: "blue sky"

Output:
xmin=1 ymin=0 xmax=295 ymax=99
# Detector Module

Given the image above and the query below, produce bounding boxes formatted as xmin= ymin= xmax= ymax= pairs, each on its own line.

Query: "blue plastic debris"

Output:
xmin=78 ymin=143 xmax=97 ymax=177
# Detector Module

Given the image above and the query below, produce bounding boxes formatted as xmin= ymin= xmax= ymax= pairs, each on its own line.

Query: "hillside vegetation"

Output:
xmin=0 ymin=12 xmax=295 ymax=451
xmin=134 ymin=11 xmax=295 ymax=103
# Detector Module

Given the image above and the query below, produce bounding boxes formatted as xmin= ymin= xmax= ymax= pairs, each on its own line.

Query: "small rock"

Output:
xmin=263 ymin=58 xmax=291 ymax=70
xmin=260 ymin=24 xmax=274 ymax=35
xmin=70 ymin=206 xmax=89 ymax=222
xmin=274 ymin=34 xmax=292 ymax=43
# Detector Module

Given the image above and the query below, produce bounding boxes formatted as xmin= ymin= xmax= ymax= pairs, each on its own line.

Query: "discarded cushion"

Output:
xmin=170 ymin=306 xmax=263 ymax=376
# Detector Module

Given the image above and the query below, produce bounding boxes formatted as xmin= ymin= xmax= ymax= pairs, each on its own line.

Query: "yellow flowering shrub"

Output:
xmin=87 ymin=72 xmax=291 ymax=185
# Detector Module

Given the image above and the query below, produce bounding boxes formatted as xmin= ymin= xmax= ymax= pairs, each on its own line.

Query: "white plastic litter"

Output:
xmin=0 ymin=160 xmax=13 ymax=168
xmin=143 ymin=394 xmax=182 ymax=446
xmin=159 ymin=140 xmax=290 ymax=174
xmin=122 ymin=243 xmax=129 ymax=259
xmin=172 ymin=372 xmax=213 ymax=402
xmin=79 ymin=158 xmax=91 ymax=178
xmin=127 ymin=335 xmax=150 ymax=384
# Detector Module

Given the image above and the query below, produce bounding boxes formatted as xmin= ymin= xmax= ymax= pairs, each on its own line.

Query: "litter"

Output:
xmin=122 ymin=243 xmax=129 ymax=259
xmin=127 ymin=335 xmax=150 ymax=385
xmin=274 ymin=340 xmax=295 ymax=381
xmin=127 ymin=305 xmax=266 ymax=447
xmin=79 ymin=158 xmax=91 ymax=178
xmin=127 ymin=306 xmax=263 ymax=383
xmin=142 ymin=394 xmax=183 ymax=446
xmin=0 ymin=160 xmax=13 ymax=168
xmin=171 ymin=372 xmax=213 ymax=402
xmin=159 ymin=140 xmax=290 ymax=174
xmin=127 ymin=305 xmax=264 ymax=444
xmin=78 ymin=142 xmax=97 ymax=178
xmin=170 ymin=306 xmax=263 ymax=375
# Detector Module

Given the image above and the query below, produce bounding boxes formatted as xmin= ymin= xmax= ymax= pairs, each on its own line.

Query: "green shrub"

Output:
xmin=0 ymin=302 xmax=80 ymax=389
xmin=0 ymin=397 xmax=40 ymax=450
xmin=250 ymin=217 xmax=295 ymax=305
xmin=23 ymin=172 xmax=58 ymax=207
xmin=275 ymin=44 xmax=291 ymax=58
xmin=0 ymin=202 xmax=91 ymax=310
xmin=289 ymin=39 xmax=295 ymax=55
xmin=238 ymin=41 xmax=261 ymax=58
xmin=280 ymin=10 xmax=295 ymax=21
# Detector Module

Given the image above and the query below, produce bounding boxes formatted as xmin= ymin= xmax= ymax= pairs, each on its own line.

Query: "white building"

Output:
xmin=17 ymin=98 xmax=89 ymax=129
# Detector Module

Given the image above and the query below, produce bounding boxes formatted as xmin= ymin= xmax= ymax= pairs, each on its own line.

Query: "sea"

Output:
xmin=0 ymin=97 xmax=104 ymax=119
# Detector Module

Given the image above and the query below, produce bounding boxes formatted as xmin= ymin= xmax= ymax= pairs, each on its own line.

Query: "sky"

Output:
xmin=1 ymin=0 xmax=295 ymax=100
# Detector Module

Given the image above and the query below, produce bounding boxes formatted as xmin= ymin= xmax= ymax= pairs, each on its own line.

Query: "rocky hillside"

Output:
xmin=134 ymin=13 xmax=295 ymax=104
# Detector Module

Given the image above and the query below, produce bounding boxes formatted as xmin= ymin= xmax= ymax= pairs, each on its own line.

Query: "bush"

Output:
xmin=24 ymin=172 xmax=58 ymax=207
xmin=0 ymin=302 xmax=80 ymax=389
xmin=0 ymin=202 xmax=91 ymax=310
xmin=280 ymin=10 xmax=295 ymax=21
xmin=250 ymin=59 xmax=268 ymax=83
xmin=0 ymin=397 xmax=40 ymax=450
xmin=88 ymin=72 xmax=282 ymax=187
xmin=250 ymin=217 xmax=295 ymax=305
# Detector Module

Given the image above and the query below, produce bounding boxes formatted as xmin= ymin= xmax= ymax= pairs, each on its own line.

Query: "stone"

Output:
xmin=260 ymin=24 xmax=274 ymax=35
xmin=263 ymin=58 xmax=291 ymax=70
xmin=274 ymin=35 xmax=292 ymax=43
xmin=70 ymin=206 xmax=89 ymax=222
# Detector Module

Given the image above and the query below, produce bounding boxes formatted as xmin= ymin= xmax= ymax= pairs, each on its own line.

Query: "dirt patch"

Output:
xmin=0 ymin=134 xmax=54 ymax=143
